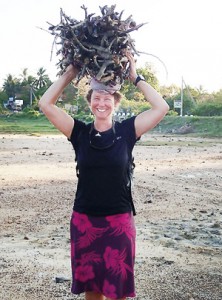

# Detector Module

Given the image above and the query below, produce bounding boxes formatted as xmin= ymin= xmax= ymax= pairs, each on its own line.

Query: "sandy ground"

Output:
xmin=0 ymin=133 xmax=221 ymax=300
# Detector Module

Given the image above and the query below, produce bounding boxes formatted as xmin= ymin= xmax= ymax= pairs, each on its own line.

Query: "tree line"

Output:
xmin=0 ymin=63 xmax=222 ymax=117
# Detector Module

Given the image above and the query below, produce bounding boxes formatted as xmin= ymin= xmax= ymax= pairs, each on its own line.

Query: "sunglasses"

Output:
xmin=89 ymin=122 xmax=116 ymax=150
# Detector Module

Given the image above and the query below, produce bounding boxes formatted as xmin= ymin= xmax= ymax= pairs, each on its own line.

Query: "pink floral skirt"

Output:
xmin=70 ymin=211 xmax=136 ymax=299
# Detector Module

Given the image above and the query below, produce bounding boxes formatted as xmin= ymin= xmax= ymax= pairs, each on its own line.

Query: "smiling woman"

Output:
xmin=38 ymin=47 xmax=169 ymax=299
xmin=37 ymin=3 xmax=169 ymax=298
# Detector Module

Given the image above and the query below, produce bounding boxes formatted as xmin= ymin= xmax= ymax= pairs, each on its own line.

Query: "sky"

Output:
xmin=1 ymin=0 xmax=222 ymax=93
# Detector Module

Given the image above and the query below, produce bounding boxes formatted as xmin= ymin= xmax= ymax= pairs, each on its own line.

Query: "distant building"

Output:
xmin=4 ymin=98 xmax=23 ymax=111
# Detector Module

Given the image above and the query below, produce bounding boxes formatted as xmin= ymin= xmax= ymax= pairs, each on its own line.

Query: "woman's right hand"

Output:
xmin=63 ymin=64 xmax=79 ymax=81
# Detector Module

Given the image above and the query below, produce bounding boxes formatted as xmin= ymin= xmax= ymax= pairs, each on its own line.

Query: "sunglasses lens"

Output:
xmin=89 ymin=124 xmax=116 ymax=150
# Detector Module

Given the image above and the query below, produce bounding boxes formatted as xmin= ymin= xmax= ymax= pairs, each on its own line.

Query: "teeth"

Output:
xmin=97 ymin=109 xmax=105 ymax=112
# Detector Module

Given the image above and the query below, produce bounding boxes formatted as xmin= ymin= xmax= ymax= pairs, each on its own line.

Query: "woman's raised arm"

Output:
xmin=126 ymin=52 xmax=169 ymax=138
xmin=38 ymin=65 xmax=78 ymax=138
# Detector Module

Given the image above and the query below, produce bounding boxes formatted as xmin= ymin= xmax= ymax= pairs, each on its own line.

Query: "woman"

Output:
xmin=39 ymin=52 xmax=169 ymax=300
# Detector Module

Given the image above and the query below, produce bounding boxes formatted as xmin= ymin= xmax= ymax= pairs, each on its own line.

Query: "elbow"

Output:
xmin=38 ymin=97 xmax=47 ymax=113
xmin=38 ymin=97 xmax=43 ymax=110
xmin=38 ymin=97 xmax=49 ymax=115
xmin=38 ymin=99 xmax=44 ymax=114
xmin=161 ymin=101 xmax=170 ymax=116
xmin=165 ymin=102 xmax=170 ymax=114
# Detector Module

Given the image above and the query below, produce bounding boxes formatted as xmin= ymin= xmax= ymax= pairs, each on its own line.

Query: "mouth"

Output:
xmin=97 ymin=108 xmax=106 ymax=112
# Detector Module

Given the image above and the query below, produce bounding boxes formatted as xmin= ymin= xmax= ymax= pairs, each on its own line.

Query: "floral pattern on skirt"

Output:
xmin=70 ymin=211 xmax=136 ymax=299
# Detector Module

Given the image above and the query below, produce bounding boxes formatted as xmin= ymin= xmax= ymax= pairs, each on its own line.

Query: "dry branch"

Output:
xmin=47 ymin=5 xmax=147 ymax=85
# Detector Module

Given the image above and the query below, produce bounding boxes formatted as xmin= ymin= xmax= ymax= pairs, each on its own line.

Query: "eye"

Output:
xmin=92 ymin=97 xmax=100 ymax=102
xmin=104 ymin=98 xmax=112 ymax=102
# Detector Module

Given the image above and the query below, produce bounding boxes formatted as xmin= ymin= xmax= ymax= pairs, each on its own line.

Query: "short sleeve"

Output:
xmin=118 ymin=116 xmax=140 ymax=150
xmin=68 ymin=118 xmax=87 ymax=150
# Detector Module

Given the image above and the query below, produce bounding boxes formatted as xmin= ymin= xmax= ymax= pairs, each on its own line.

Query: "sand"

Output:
xmin=0 ymin=133 xmax=221 ymax=300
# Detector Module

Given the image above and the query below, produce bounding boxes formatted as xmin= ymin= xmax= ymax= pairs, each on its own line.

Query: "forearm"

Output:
xmin=136 ymin=80 xmax=169 ymax=112
xmin=38 ymin=65 xmax=78 ymax=138
xmin=39 ymin=66 xmax=77 ymax=109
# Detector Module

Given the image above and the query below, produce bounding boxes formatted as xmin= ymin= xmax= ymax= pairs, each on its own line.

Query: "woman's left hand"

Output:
xmin=125 ymin=51 xmax=137 ymax=83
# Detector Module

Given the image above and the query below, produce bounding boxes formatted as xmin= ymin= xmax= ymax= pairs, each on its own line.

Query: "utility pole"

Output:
xmin=180 ymin=76 xmax=183 ymax=117
xmin=30 ymin=87 xmax=33 ymax=107
xmin=29 ymin=85 xmax=36 ymax=107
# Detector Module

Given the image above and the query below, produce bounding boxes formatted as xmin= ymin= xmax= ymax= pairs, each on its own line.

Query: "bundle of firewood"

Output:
xmin=47 ymin=5 xmax=146 ymax=85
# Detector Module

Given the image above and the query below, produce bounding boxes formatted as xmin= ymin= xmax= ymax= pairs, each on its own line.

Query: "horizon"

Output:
xmin=1 ymin=0 xmax=222 ymax=93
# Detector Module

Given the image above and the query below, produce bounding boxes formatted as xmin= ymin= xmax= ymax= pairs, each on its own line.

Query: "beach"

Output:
xmin=0 ymin=133 xmax=221 ymax=300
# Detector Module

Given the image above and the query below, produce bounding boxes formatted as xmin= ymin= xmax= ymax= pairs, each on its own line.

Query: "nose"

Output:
xmin=95 ymin=98 xmax=106 ymax=106
xmin=98 ymin=99 xmax=105 ymax=105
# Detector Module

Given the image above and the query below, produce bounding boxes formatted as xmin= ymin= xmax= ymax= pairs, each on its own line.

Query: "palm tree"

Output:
xmin=3 ymin=74 xmax=20 ymax=99
xmin=20 ymin=68 xmax=28 ymax=84
xmin=32 ymin=67 xmax=50 ymax=90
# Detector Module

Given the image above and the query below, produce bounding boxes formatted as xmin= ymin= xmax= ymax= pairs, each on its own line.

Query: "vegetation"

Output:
xmin=0 ymin=113 xmax=221 ymax=138
xmin=0 ymin=63 xmax=221 ymax=137
xmin=1 ymin=67 xmax=52 ymax=109
xmin=152 ymin=116 xmax=222 ymax=137
xmin=0 ymin=113 xmax=59 ymax=134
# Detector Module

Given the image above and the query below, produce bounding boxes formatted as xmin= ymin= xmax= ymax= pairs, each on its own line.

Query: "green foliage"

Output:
xmin=152 ymin=116 xmax=222 ymax=137
xmin=62 ymin=84 xmax=78 ymax=103
xmin=213 ymin=89 xmax=222 ymax=102
xmin=119 ymin=98 xmax=150 ymax=115
xmin=16 ymin=85 xmax=30 ymax=107
xmin=1 ymin=68 xmax=52 ymax=109
xmin=191 ymin=101 xmax=222 ymax=116
xmin=21 ymin=108 xmax=41 ymax=118
xmin=167 ymin=110 xmax=178 ymax=116
xmin=1 ymin=115 xmax=221 ymax=137
xmin=5 ymin=108 xmax=41 ymax=119
xmin=1 ymin=62 xmax=222 ymax=118
xmin=75 ymin=95 xmax=91 ymax=114
xmin=0 ymin=103 xmax=4 ymax=114
xmin=0 ymin=114 xmax=59 ymax=134
xmin=0 ymin=90 xmax=8 ymax=108
xmin=2 ymin=74 xmax=21 ymax=99
xmin=165 ymin=89 xmax=196 ymax=115
xmin=160 ymin=85 xmax=180 ymax=98
xmin=74 ymin=111 xmax=94 ymax=123
xmin=121 ymin=63 xmax=160 ymax=102
xmin=137 ymin=63 xmax=159 ymax=90
xmin=32 ymin=67 xmax=51 ymax=89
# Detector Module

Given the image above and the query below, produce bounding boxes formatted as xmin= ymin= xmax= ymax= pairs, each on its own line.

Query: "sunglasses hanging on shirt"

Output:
xmin=89 ymin=122 xmax=116 ymax=150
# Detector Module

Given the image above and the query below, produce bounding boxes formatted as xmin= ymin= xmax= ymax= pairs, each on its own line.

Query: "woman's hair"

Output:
xmin=86 ymin=89 xmax=122 ymax=104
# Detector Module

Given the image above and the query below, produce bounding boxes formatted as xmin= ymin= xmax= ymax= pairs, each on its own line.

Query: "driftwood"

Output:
xmin=47 ymin=5 xmax=147 ymax=85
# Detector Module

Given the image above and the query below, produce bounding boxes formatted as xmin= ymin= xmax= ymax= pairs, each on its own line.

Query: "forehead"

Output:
xmin=91 ymin=90 xmax=114 ymax=98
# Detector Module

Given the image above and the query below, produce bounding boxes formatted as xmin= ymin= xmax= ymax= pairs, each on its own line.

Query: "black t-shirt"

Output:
xmin=69 ymin=116 xmax=139 ymax=216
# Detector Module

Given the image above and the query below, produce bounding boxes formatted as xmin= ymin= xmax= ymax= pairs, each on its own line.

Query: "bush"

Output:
xmin=167 ymin=110 xmax=178 ymax=116
xmin=18 ymin=108 xmax=41 ymax=118
xmin=119 ymin=99 xmax=150 ymax=115
xmin=73 ymin=112 xmax=94 ymax=123
xmin=192 ymin=101 xmax=222 ymax=116
xmin=0 ymin=103 xmax=8 ymax=115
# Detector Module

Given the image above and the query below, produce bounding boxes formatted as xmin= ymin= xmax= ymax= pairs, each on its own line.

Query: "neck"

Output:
xmin=93 ymin=119 xmax=113 ymax=132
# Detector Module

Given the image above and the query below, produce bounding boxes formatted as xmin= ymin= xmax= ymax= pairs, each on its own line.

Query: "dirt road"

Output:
xmin=0 ymin=134 xmax=221 ymax=300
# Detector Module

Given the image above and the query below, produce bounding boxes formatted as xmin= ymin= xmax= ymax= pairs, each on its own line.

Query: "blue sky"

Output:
xmin=1 ymin=0 xmax=222 ymax=92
